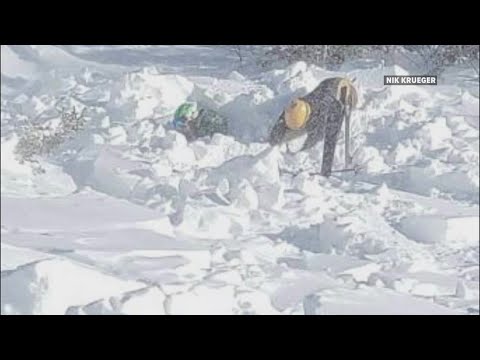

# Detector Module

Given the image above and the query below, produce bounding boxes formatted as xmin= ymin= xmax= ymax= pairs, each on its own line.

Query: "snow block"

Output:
xmin=168 ymin=284 xmax=236 ymax=315
xmin=397 ymin=214 xmax=479 ymax=246
xmin=306 ymin=287 xmax=460 ymax=315
xmin=1 ymin=258 xmax=143 ymax=315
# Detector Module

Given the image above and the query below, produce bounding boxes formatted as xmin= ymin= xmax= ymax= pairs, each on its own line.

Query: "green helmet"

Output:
xmin=175 ymin=102 xmax=199 ymax=120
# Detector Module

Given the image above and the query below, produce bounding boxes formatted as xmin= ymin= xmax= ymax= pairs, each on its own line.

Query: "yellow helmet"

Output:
xmin=284 ymin=99 xmax=311 ymax=130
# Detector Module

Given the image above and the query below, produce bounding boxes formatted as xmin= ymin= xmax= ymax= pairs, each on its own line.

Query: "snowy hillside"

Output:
xmin=1 ymin=45 xmax=478 ymax=315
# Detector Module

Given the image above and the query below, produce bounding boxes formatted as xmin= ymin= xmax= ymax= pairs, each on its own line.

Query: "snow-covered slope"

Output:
xmin=1 ymin=46 xmax=478 ymax=315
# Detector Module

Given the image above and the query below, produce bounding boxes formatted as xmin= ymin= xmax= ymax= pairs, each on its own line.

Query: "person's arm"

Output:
xmin=268 ymin=114 xmax=287 ymax=146
xmin=183 ymin=121 xmax=197 ymax=141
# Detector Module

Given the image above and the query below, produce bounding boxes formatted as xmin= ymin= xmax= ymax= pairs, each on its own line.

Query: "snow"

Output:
xmin=1 ymin=45 xmax=43 ymax=80
xmin=1 ymin=257 xmax=144 ymax=315
xmin=67 ymin=287 xmax=167 ymax=315
xmin=306 ymin=287 xmax=460 ymax=315
xmin=168 ymin=283 xmax=237 ymax=315
xmin=109 ymin=72 xmax=194 ymax=122
xmin=1 ymin=45 xmax=479 ymax=315
xmin=1 ymin=190 xmax=169 ymax=232
xmin=398 ymin=214 xmax=479 ymax=246
xmin=1 ymin=135 xmax=77 ymax=197
xmin=416 ymin=117 xmax=453 ymax=151
xmin=1 ymin=243 xmax=52 ymax=271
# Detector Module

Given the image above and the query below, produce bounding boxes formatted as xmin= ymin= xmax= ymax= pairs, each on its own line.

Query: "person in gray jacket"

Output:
xmin=269 ymin=77 xmax=358 ymax=177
